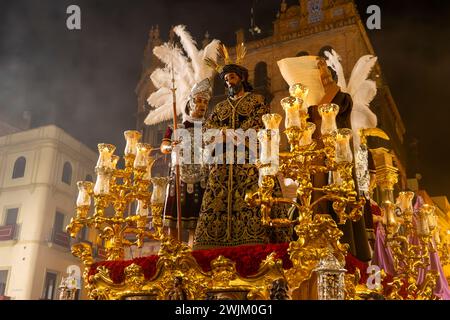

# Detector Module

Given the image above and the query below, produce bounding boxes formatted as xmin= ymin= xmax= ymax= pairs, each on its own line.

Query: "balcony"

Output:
xmin=0 ymin=224 xmax=16 ymax=241
xmin=51 ymin=229 xmax=71 ymax=248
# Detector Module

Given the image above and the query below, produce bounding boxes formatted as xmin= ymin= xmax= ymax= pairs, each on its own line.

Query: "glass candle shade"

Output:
xmin=416 ymin=208 xmax=431 ymax=237
xmin=318 ymin=103 xmax=339 ymax=135
xmin=281 ymin=97 xmax=304 ymax=129
xmin=134 ymin=143 xmax=152 ymax=169
xmin=421 ymin=204 xmax=437 ymax=231
xmin=384 ymin=201 xmax=398 ymax=232
xmin=142 ymin=157 xmax=155 ymax=181
xmin=93 ymin=168 xmax=111 ymax=196
xmin=335 ymin=128 xmax=353 ymax=163
xmin=76 ymin=181 xmax=93 ymax=207
xmin=396 ymin=191 xmax=414 ymax=214
xmin=262 ymin=113 xmax=282 ymax=130
xmin=111 ymin=155 xmax=120 ymax=170
xmin=332 ymin=171 xmax=342 ymax=186
xmin=96 ymin=143 xmax=116 ymax=169
xmin=299 ymin=122 xmax=316 ymax=146
xmin=289 ymin=83 xmax=309 ymax=101
xmin=135 ymin=200 xmax=149 ymax=217
xmin=434 ymin=231 xmax=441 ymax=245
xmin=258 ymin=130 xmax=271 ymax=164
xmin=150 ymin=177 xmax=169 ymax=205
xmin=124 ymin=130 xmax=142 ymax=156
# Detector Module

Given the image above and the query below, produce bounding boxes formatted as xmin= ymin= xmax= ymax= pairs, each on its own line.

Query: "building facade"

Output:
xmin=0 ymin=125 xmax=96 ymax=300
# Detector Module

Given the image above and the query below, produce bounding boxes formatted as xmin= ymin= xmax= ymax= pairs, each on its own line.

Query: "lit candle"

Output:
xmin=422 ymin=204 xmax=437 ymax=231
xmin=335 ymin=128 xmax=353 ymax=163
xmin=124 ymin=130 xmax=142 ymax=156
xmin=111 ymin=155 xmax=120 ymax=170
xmin=96 ymin=143 xmax=116 ymax=169
xmin=434 ymin=231 xmax=441 ymax=245
xmin=281 ymin=97 xmax=303 ymax=129
xmin=150 ymin=177 xmax=170 ymax=205
xmin=260 ymin=114 xmax=281 ymax=175
xmin=417 ymin=205 xmax=431 ymax=236
xmin=396 ymin=191 xmax=414 ymax=213
xmin=135 ymin=200 xmax=149 ymax=217
xmin=76 ymin=181 xmax=93 ymax=208
xmin=289 ymin=83 xmax=309 ymax=101
xmin=318 ymin=104 xmax=339 ymax=135
xmin=262 ymin=113 xmax=282 ymax=130
xmin=299 ymin=122 xmax=316 ymax=146
xmin=134 ymin=143 xmax=152 ymax=169
xmin=93 ymin=168 xmax=110 ymax=196
xmin=332 ymin=171 xmax=342 ymax=186
xmin=383 ymin=201 xmax=398 ymax=234
xmin=258 ymin=130 xmax=271 ymax=164
xmin=142 ymin=157 xmax=155 ymax=181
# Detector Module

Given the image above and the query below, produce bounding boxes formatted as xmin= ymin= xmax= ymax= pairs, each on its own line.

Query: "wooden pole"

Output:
xmin=170 ymin=63 xmax=183 ymax=242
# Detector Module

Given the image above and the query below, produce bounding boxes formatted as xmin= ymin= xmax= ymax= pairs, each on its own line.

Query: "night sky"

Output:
xmin=1 ymin=0 xmax=450 ymax=198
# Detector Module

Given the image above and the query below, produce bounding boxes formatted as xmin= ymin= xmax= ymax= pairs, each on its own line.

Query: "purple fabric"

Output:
xmin=413 ymin=196 xmax=450 ymax=300
xmin=372 ymin=221 xmax=396 ymax=276
xmin=428 ymin=249 xmax=450 ymax=300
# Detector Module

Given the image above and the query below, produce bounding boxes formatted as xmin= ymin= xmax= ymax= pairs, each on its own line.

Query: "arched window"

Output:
xmin=85 ymin=174 xmax=93 ymax=182
xmin=62 ymin=162 xmax=72 ymax=185
xmin=254 ymin=62 xmax=268 ymax=88
xmin=12 ymin=157 xmax=26 ymax=179
xmin=296 ymin=51 xmax=309 ymax=57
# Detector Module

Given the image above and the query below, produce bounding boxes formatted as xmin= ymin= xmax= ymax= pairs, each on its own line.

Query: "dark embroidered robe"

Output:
xmin=193 ymin=92 xmax=290 ymax=249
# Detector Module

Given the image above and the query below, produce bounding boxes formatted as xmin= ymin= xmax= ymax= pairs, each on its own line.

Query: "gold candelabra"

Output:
xmin=382 ymin=191 xmax=439 ymax=299
xmin=66 ymin=130 xmax=169 ymax=261
xmin=246 ymin=83 xmax=365 ymax=292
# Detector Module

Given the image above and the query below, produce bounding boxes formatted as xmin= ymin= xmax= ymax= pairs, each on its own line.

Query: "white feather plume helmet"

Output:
xmin=324 ymin=49 xmax=378 ymax=147
xmin=145 ymin=25 xmax=220 ymax=126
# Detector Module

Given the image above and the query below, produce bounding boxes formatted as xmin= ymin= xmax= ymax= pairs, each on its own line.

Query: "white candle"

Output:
xmin=416 ymin=215 xmax=430 ymax=236
xmin=422 ymin=204 xmax=437 ymax=231
xmin=396 ymin=191 xmax=414 ymax=213
xmin=111 ymin=155 xmax=120 ymax=170
xmin=383 ymin=201 xmax=399 ymax=235
xmin=318 ymin=104 xmax=339 ymax=135
xmin=142 ymin=158 xmax=155 ymax=181
xmin=335 ymin=128 xmax=353 ymax=163
xmin=135 ymin=200 xmax=149 ymax=216
xmin=281 ymin=97 xmax=303 ymax=129
xmin=260 ymin=113 xmax=281 ymax=174
xmin=151 ymin=177 xmax=170 ymax=205
xmin=434 ymin=231 xmax=441 ymax=245
xmin=76 ymin=181 xmax=93 ymax=207
xmin=300 ymin=122 xmax=316 ymax=146
xmin=134 ymin=143 xmax=152 ymax=169
xmin=289 ymin=83 xmax=309 ymax=101
xmin=96 ymin=143 xmax=116 ymax=169
xmin=332 ymin=171 xmax=343 ymax=186
xmin=93 ymin=168 xmax=110 ymax=196
xmin=124 ymin=130 xmax=142 ymax=156
xmin=262 ymin=113 xmax=282 ymax=130
xmin=258 ymin=130 xmax=271 ymax=164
